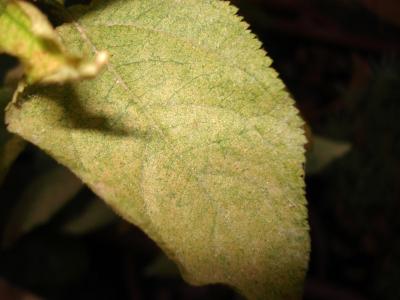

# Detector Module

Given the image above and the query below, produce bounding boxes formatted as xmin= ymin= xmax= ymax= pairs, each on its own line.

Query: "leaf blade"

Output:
xmin=6 ymin=0 xmax=309 ymax=298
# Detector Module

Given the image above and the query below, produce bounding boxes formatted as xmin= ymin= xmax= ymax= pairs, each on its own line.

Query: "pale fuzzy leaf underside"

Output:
xmin=6 ymin=0 xmax=309 ymax=299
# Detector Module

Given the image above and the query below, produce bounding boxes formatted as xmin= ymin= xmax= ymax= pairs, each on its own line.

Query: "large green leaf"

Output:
xmin=6 ymin=0 xmax=309 ymax=298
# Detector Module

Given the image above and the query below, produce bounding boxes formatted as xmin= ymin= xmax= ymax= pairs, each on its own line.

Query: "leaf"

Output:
xmin=62 ymin=196 xmax=117 ymax=235
xmin=0 ymin=87 xmax=25 ymax=185
xmin=145 ymin=253 xmax=180 ymax=278
xmin=3 ymin=166 xmax=83 ymax=246
xmin=6 ymin=0 xmax=309 ymax=299
xmin=0 ymin=0 xmax=107 ymax=84
xmin=306 ymin=135 xmax=351 ymax=175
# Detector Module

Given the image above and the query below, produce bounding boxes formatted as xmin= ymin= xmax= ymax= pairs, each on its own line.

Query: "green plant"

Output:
xmin=0 ymin=0 xmax=309 ymax=299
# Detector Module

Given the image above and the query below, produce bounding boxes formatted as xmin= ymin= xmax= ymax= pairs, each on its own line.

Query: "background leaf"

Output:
xmin=2 ymin=165 xmax=83 ymax=247
xmin=0 ymin=87 xmax=25 ymax=185
xmin=306 ymin=135 xmax=351 ymax=175
xmin=145 ymin=253 xmax=180 ymax=278
xmin=62 ymin=195 xmax=117 ymax=235
xmin=6 ymin=0 xmax=309 ymax=299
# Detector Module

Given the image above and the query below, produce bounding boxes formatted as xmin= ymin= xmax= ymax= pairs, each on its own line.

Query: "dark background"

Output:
xmin=1 ymin=0 xmax=400 ymax=299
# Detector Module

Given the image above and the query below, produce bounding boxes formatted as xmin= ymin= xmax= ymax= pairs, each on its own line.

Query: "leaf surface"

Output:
xmin=6 ymin=0 xmax=309 ymax=298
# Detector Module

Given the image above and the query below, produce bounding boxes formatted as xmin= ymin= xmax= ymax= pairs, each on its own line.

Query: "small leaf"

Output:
xmin=306 ymin=135 xmax=351 ymax=175
xmin=3 ymin=166 xmax=83 ymax=246
xmin=0 ymin=87 xmax=25 ymax=185
xmin=0 ymin=0 xmax=107 ymax=84
xmin=145 ymin=254 xmax=180 ymax=278
xmin=62 ymin=196 xmax=117 ymax=235
xmin=6 ymin=0 xmax=309 ymax=298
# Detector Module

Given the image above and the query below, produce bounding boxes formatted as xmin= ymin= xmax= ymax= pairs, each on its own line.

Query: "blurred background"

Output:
xmin=1 ymin=0 xmax=400 ymax=299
